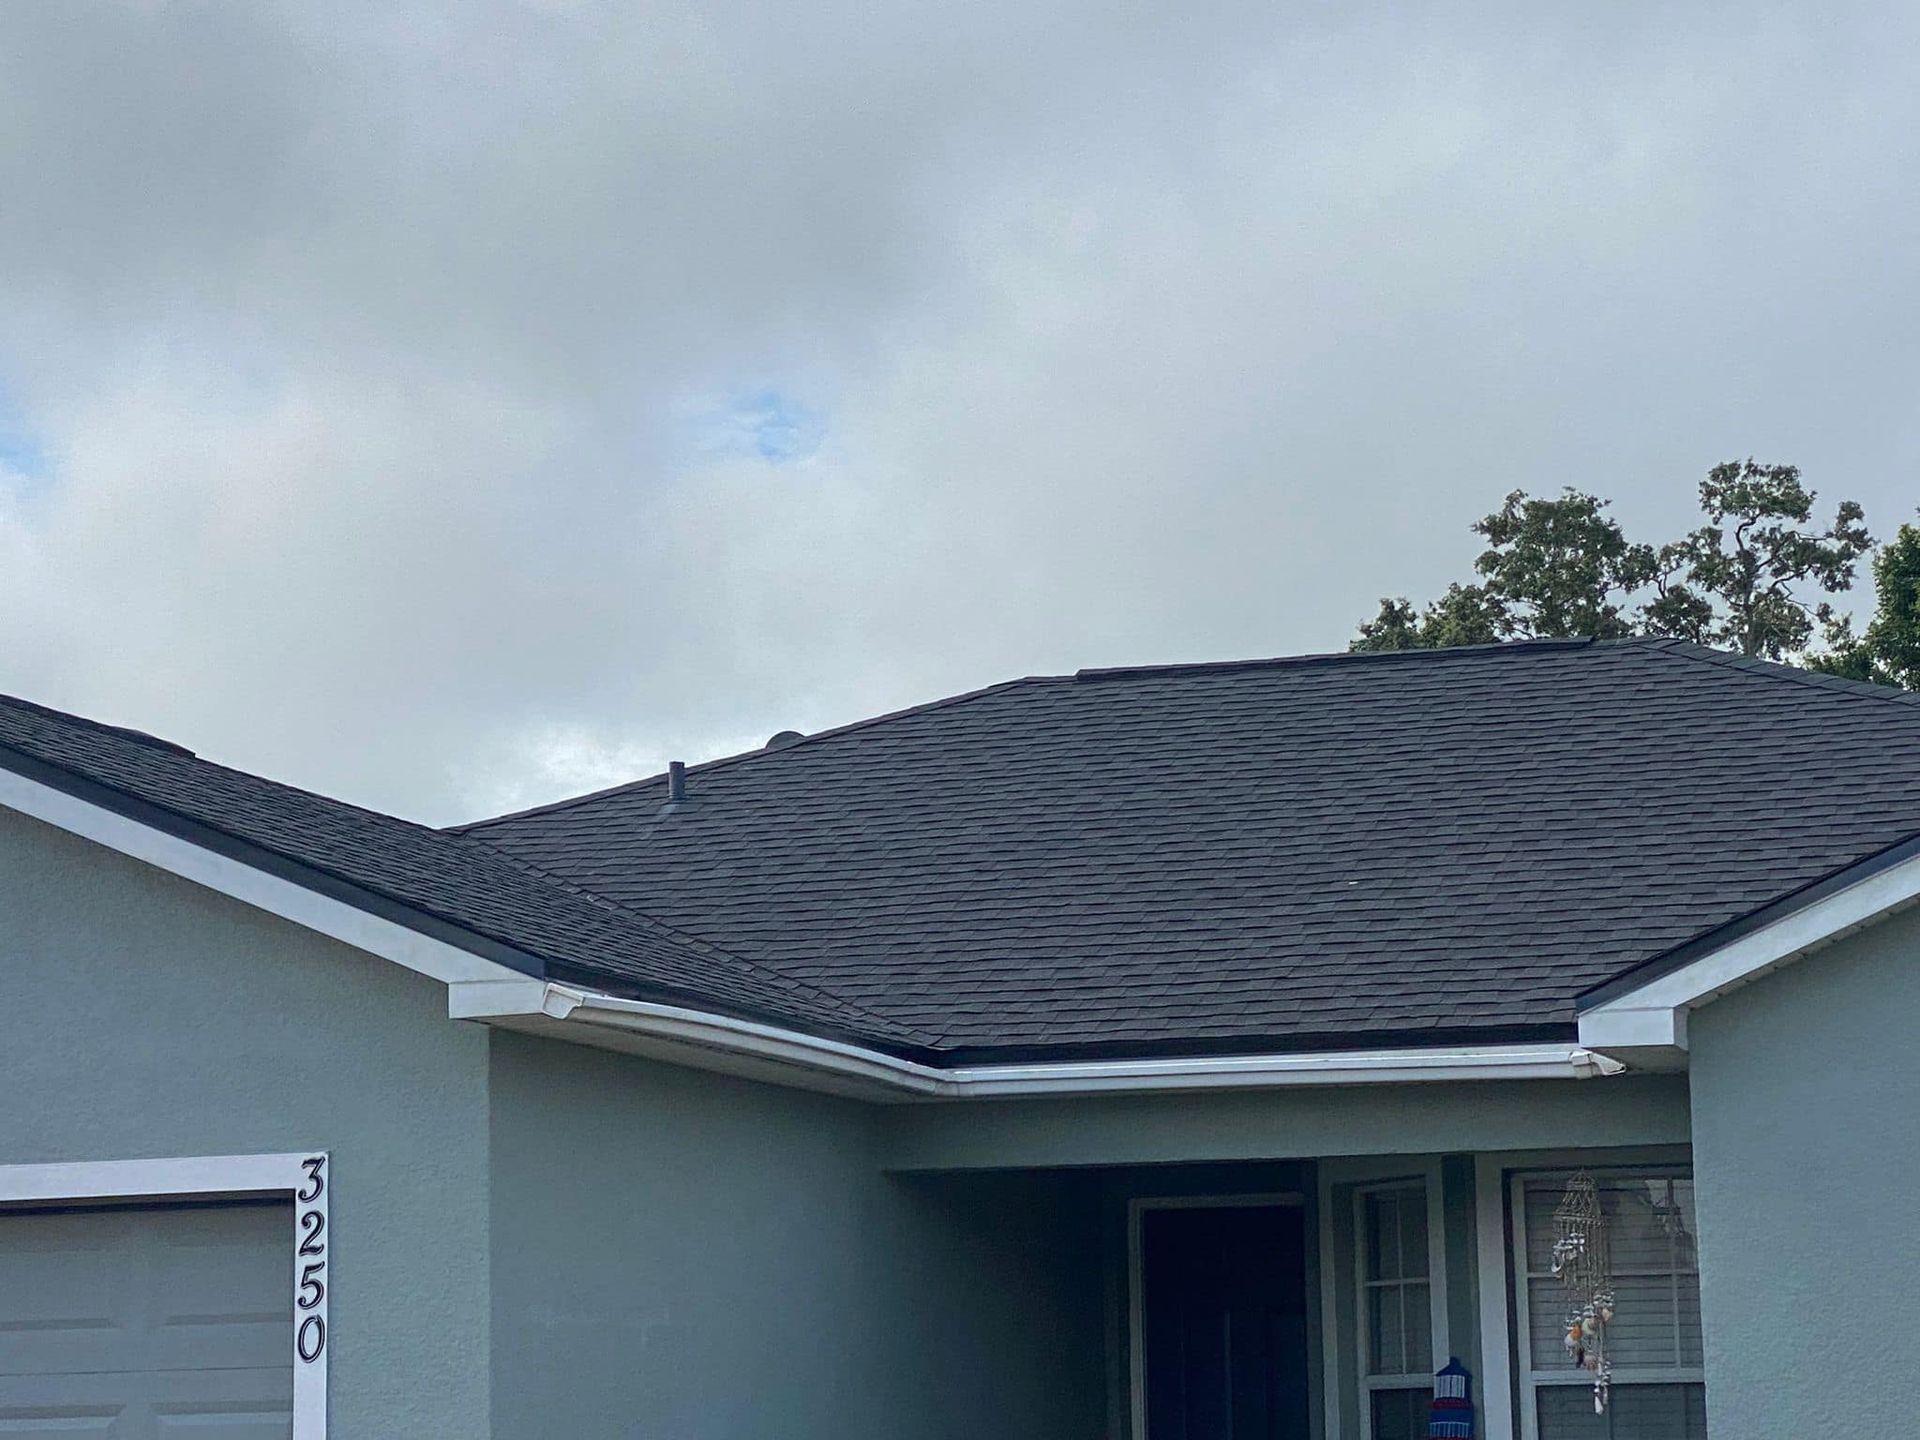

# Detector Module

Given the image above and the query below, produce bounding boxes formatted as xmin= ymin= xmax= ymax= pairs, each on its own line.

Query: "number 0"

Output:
xmin=298 ymin=1314 xmax=326 ymax=1363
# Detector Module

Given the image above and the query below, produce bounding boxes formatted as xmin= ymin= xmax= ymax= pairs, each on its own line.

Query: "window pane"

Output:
xmin=1601 ymin=1273 xmax=1689 ymax=1367
xmin=1366 ymin=1191 xmax=1402 ymax=1281
xmin=1675 ymin=1272 xmax=1703 ymax=1367
xmin=1537 ymin=1383 xmax=1706 ymax=1440
xmin=1368 ymin=1284 xmax=1404 ymax=1376
xmin=1365 ymin=1187 xmax=1426 ymax=1281
xmin=1521 ymin=1171 xmax=1701 ymax=1372
xmin=1400 ymin=1190 xmax=1429 ymax=1278
xmin=1526 ymin=1276 xmax=1589 ymax=1370
xmin=1371 ymin=1386 xmax=1426 ymax=1440
xmin=1609 ymin=1179 xmax=1697 ymax=1274
xmin=1525 ymin=1175 xmax=1697 ymax=1276
xmin=1402 ymin=1281 xmax=1431 ymax=1374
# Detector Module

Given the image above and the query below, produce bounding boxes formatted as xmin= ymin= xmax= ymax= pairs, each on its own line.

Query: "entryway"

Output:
xmin=1132 ymin=1197 xmax=1312 ymax=1440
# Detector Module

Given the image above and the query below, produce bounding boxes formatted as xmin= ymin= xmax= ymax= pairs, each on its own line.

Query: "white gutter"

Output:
xmin=449 ymin=979 xmax=1626 ymax=1102
xmin=0 ymin=759 xmax=1631 ymax=1102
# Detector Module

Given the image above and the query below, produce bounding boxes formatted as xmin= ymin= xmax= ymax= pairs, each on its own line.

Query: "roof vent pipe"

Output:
xmin=657 ymin=760 xmax=697 ymax=817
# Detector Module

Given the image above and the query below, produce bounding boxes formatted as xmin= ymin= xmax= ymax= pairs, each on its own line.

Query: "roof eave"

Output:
xmin=451 ymin=978 xmax=1624 ymax=1103
xmin=1578 ymin=830 xmax=1920 ymax=1066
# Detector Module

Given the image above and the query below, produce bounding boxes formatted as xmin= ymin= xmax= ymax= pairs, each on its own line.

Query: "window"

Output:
xmin=1357 ymin=1183 xmax=1436 ymax=1440
xmin=1510 ymin=1169 xmax=1705 ymax=1440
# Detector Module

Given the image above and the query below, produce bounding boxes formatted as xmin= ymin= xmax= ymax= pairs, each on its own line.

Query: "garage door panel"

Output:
xmin=144 ymin=1208 xmax=288 ymax=1377
xmin=0 ymin=1376 xmax=291 ymax=1437
xmin=0 ymin=1205 xmax=292 ymax=1440
xmin=0 ymin=1210 xmax=128 ymax=1376
xmin=0 ymin=1207 xmax=289 ymax=1379
xmin=0 ymin=1405 xmax=119 ymax=1439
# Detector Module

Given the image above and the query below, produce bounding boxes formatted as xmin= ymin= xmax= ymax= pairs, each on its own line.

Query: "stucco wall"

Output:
xmin=487 ymin=1031 xmax=1108 ymax=1440
xmin=1688 ymin=905 xmax=1920 ymax=1435
xmin=880 ymin=1074 xmax=1692 ymax=1170
xmin=0 ymin=806 xmax=494 ymax=1437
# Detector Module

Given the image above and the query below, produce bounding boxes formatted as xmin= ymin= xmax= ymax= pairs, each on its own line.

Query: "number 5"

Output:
xmin=298 ymin=1261 xmax=326 ymax=1310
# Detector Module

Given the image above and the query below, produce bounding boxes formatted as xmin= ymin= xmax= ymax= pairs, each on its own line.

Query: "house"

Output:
xmin=0 ymin=635 xmax=1913 ymax=1439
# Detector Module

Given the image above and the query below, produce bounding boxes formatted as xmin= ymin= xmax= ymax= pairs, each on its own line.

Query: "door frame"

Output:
xmin=0 ymin=1151 xmax=330 ymax=1440
xmin=1127 ymin=1192 xmax=1309 ymax=1440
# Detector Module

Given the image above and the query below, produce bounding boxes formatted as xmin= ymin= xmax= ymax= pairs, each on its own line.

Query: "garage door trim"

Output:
xmin=0 ymin=1151 xmax=328 ymax=1440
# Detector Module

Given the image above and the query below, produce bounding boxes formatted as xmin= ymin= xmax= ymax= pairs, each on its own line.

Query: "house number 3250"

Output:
xmin=295 ymin=1155 xmax=327 ymax=1364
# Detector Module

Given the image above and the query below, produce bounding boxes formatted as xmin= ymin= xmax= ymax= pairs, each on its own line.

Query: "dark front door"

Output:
xmin=1139 ymin=1202 xmax=1311 ymax=1440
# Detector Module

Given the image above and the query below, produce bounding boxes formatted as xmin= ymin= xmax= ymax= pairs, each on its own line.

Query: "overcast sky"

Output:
xmin=1 ymin=1 xmax=1916 ymax=823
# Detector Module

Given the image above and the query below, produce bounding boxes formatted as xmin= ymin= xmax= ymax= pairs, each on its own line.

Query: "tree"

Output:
xmin=1808 ymin=517 xmax=1920 ymax=687
xmin=1353 ymin=489 xmax=1651 ymax=651
xmin=1641 ymin=461 xmax=1872 ymax=659
xmin=1473 ymin=488 xmax=1656 ymax=639
xmin=1350 ymin=460 xmax=1880 ymax=674
xmin=1351 ymin=585 xmax=1502 ymax=652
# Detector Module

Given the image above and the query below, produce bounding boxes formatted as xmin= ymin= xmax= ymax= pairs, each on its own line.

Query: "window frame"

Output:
xmin=0 ymin=1151 xmax=330 ymax=1440
xmin=1352 ymin=1172 xmax=1449 ymax=1440
xmin=1507 ymin=1165 xmax=1703 ymax=1440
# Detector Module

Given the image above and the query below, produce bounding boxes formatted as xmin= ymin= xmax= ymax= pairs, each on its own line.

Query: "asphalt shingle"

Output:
xmin=457 ymin=638 xmax=1920 ymax=1057
xmin=11 ymin=637 xmax=1920 ymax=1063
xmin=0 ymin=692 xmax=928 ymax=1047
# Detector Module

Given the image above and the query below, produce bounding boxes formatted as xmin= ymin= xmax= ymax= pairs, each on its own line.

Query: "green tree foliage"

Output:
xmin=1352 ymin=490 xmax=1649 ymax=650
xmin=1642 ymin=462 xmax=1872 ymax=659
xmin=1807 ymin=517 xmax=1920 ymax=687
xmin=1352 ymin=460 xmax=1884 ymax=675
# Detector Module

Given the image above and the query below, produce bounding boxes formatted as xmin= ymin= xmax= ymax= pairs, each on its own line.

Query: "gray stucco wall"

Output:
xmin=880 ymin=1074 xmax=1692 ymax=1171
xmin=487 ymin=1031 xmax=1108 ymax=1440
xmin=0 ymin=807 xmax=495 ymax=1436
xmin=1688 ymin=904 xmax=1920 ymax=1435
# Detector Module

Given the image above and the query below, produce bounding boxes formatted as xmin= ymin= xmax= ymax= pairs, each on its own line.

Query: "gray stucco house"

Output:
xmin=0 ymin=636 xmax=1913 ymax=1439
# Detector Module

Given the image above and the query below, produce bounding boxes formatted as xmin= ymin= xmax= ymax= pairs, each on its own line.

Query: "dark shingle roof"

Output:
xmin=456 ymin=638 xmax=1920 ymax=1059
xmin=0 ymin=692 xmax=931 ymax=1048
xmin=10 ymin=638 xmax=1920 ymax=1064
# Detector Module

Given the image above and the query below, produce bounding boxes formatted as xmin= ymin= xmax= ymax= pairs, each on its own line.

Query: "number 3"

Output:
xmin=297 ymin=1157 xmax=325 ymax=1204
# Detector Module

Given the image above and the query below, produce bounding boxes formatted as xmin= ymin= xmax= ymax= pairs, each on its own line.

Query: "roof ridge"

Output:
xmin=456 ymin=829 xmax=943 ymax=1046
xmin=452 ymin=674 xmax=1064 ymax=832
xmin=1637 ymin=637 xmax=1920 ymax=707
xmin=0 ymin=692 xmax=476 ymax=837
xmin=0 ymin=691 xmax=198 ymax=758
xmin=1073 ymin=636 xmax=1599 ymax=682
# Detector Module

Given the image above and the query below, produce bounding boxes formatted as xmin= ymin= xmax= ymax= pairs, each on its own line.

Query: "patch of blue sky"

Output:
xmin=683 ymin=386 xmax=827 ymax=466
xmin=0 ymin=382 xmax=49 ymax=486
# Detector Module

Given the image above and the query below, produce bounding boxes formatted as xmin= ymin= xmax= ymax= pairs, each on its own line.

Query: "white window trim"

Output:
xmin=1352 ymin=1169 xmax=1450 ymax=1440
xmin=1474 ymin=1154 xmax=1518 ymax=1440
xmin=1126 ymin=1192 xmax=1307 ymax=1440
xmin=0 ymin=1152 xmax=330 ymax=1440
xmin=1506 ymin=1165 xmax=1702 ymax=1440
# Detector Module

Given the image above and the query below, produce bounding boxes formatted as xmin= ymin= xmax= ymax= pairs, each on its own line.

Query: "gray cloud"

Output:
xmin=1 ymin=0 xmax=1916 ymax=821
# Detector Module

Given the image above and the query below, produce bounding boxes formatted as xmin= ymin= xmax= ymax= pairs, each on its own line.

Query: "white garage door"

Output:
xmin=0 ymin=1200 xmax=293 ymax=1439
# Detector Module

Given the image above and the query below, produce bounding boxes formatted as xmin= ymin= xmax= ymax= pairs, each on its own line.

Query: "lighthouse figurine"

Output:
xmin=1428 ymin=1359 xmax=1473 ymax=1439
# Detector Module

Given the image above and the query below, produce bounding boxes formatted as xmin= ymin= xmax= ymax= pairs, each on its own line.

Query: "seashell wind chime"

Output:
xmin=1550 ymin=1171 xmax=1615 ymax=1414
